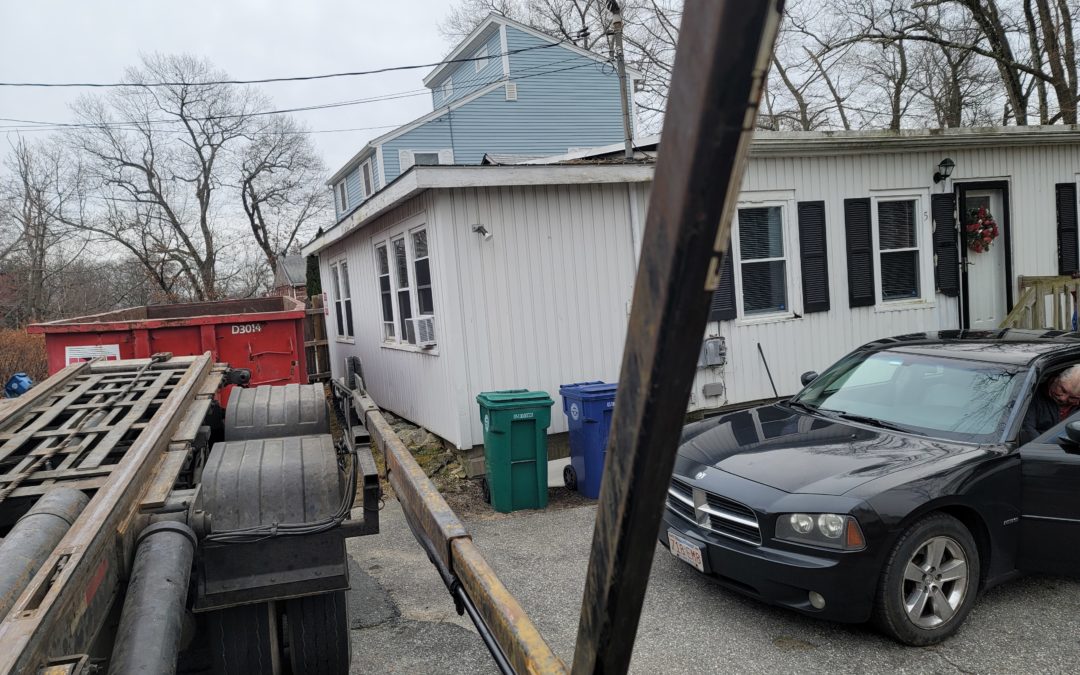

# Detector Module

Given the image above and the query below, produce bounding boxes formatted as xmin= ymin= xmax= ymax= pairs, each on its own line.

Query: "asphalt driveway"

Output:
xmin=346 ymin=499 xmax=1080 ymax=673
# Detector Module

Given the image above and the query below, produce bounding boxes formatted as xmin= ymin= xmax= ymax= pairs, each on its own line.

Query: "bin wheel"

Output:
xmin=285 ymin=591 xmax=351 ymax=674
xmin=563 ymin=465 xmax=578 ymax=491
xmin=207 ymin=601 xmax=281 ymax=675
xmin=480 ymin=478 xmax=491 ymax=504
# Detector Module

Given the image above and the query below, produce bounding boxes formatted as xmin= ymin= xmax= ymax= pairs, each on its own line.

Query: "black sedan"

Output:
xmin=661 ymin=330 xmax=1080 ymax=645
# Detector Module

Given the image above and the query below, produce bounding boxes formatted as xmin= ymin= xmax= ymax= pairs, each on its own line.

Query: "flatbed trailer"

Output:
xmin=0 ymin=353 xmax=380 ymax=674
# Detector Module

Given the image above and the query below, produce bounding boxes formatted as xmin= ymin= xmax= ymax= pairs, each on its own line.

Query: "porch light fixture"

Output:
xmin=933 ymin=157 xmax=955 ymax=183
xmin=471 ymin=224 xmax=492 ymax=241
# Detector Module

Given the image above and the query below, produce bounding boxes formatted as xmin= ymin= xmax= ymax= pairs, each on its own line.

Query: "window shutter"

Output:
xmin=438 ymin=149 xmax=455 ymax=165
xmin=399 ymin=150 xmax=414 ymax=172
xmin=709 ymin=243 xmax=736 ymax=321
xmin=797 ymin=201 xmax=829 ymax=313
xmin=844 ymin=197 xmax=875 ymax=307
xmin=931 ymin=193 xmax=960 ymax=297
xmin=1057 ymin=183 xmax=1079 ymax=275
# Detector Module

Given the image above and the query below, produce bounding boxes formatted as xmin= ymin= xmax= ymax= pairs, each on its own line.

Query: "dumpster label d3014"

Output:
xmin=570 ymin=403 xmax=580 ymax=421
xmin=512 ymin=412 xmax=535 ymax=420
xmin=231 ymin=323 xmax=263 ymax=335
xmin=65 ymin=344 xmax=121 ymax=365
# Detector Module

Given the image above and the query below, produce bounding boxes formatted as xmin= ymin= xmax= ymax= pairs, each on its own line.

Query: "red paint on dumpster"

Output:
xmin=28 ymin=297 xmax=308 ymax=405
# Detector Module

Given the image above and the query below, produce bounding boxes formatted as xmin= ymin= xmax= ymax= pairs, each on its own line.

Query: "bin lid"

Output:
xmin=476 ymin=389 xmax=554 ymax=409
xmin=559 ymin=381 xmax=618 ymax=401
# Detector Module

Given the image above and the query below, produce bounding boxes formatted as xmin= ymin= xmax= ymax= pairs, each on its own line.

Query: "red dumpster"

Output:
xmin=28 ymin=297 xmax=308 ymax=405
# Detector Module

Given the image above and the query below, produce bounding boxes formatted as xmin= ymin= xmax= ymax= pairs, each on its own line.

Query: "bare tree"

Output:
xmin=69 ymin=54 xmax=266 ymax=300
xmin=238 ymin=116 xmax=330 ymax=273
xmin=0 ymin=137 xmax=89 ymax=323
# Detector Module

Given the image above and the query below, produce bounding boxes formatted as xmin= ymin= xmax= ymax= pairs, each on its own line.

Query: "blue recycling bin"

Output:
xmin=3 ymin=373 xmax=32 ymax=398
xmin=559 ymin=381 xmax=618 ymax=499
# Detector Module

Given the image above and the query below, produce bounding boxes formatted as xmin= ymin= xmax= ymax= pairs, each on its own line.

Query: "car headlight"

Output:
xmin=775 ymin=513 xmax=865 ymax=550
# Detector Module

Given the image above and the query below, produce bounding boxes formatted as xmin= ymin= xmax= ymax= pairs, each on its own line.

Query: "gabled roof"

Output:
xmin=423 ymin=13 xmax=642 ymax=88
xmin=276 ymin=255 xmax=307 ymax=286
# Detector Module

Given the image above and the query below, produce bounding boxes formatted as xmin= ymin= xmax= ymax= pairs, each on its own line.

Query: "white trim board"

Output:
xmin=303 ymin=164 xmax=655 ymax=257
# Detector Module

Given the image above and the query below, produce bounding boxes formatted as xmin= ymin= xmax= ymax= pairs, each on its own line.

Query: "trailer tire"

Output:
xmin=207 ymin=601 xmax=281 ymax=675
xmin=286 ymin=591 xmax=351 ymax=674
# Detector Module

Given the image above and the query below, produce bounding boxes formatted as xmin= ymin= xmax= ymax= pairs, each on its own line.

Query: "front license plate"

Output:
xmin=668 ymin=530 xmax=706 ymax=573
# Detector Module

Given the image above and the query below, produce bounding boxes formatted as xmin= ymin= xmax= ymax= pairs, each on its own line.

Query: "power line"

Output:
xmin=0 ymin=41 xmax=567 ymax=88
xmin=0 ymin=60 xmax=615 ymax=135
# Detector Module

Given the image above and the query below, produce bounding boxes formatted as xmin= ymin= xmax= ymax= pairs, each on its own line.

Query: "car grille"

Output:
xmin=667 ymin=477 xmax=761 ymax=546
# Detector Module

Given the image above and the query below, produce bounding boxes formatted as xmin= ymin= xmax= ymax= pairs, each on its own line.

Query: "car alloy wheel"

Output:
xmin=902 ymin=535 xmax=968 ymax=629
xmin=873 ymin=512 xmax=980 ymax=646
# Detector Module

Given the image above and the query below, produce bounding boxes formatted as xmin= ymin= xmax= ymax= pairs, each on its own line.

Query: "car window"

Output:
xmin=794 ymin=350 xmax=1025 ymax=443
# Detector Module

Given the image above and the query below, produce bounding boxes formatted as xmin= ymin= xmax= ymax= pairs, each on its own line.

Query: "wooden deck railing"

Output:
xmin=1000 ymin=275 xmax=1080 ymax=330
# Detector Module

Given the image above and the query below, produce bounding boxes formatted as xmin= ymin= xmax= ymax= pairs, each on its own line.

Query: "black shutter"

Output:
xmin=709 ymin=242 xmax=736 ymax=321
xmin=932 ymin=193 xmax=960 ymax=297
xmin=797 ymin=201 xmax=830 ymax=313
xmin=1057 ymin=183 xmax=1079 ymax=275
xmin=844 ymin=197 xmax=875 ymax=307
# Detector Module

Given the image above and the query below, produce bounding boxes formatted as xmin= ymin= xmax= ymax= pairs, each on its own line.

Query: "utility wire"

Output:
xmin=0 ymin=41 xmax=567 ymax=88
xmin=0 ymin=60 xmax=615 ymax=135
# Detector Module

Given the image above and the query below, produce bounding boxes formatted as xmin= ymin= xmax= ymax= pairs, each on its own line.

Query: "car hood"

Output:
xmin=677 ymin=403 xmax=974 ymax=496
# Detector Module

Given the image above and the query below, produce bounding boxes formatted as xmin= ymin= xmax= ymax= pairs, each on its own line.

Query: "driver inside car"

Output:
xmin=1021 ymin=365 xmax=1080 ymax=443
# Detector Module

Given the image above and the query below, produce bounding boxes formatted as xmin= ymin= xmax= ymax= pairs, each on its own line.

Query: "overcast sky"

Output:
xmin=0 ymin=0 xmax=458 ymax=172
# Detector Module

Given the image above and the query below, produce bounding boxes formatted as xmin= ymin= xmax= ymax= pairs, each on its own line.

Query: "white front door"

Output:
xmin=963 ymin=189 xmax=1007 ymax=329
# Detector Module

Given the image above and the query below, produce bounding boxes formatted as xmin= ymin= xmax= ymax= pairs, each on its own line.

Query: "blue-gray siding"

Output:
xmin=380 ymin=27 xmax=625 ymax=181
xmin=333 ymin=153 xmax=382 ymax=219
xmin=432 ymin=28 xmax=503 ymax=108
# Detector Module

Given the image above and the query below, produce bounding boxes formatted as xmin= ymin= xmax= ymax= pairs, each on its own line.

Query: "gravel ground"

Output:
xmin=347 ymin=499 xmax=1080 ymax=674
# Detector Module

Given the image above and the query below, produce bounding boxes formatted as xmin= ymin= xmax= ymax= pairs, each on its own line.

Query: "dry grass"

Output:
xmin=0 ymin=329 xmax=48 ymax=387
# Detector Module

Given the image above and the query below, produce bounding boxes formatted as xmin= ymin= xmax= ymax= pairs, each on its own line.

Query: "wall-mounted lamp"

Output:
xmin=472 ymin=224 xmax=492 ymax=241
xmin=933 ymin=157 xmax=955 ymax=183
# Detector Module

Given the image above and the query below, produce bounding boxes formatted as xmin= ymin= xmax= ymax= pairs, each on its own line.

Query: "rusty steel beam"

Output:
xmin=0 ymin=354 xmax=213 ymax=675
xmin=351 ymin=384 xmax=567 ymax=674
xmin=570 ymin=2 xmax=784 ymax=673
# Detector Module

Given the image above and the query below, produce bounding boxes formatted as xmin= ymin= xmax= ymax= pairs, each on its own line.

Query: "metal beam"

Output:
xmin=570 ymin=2 xmax=784 ymax=673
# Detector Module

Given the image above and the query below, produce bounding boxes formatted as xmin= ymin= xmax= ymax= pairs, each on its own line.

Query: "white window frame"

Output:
xmin=413 ymin=151 xmax=441 ymax=166
xmin=442 ymin=77 xmax=454 ymax=103
xmin=475 ymin=47 xmax=489 ymax=72
xmin=335 ymin=181 xmax=348 ymax=213
xmin=372 ymin=215 xmax=437 ymax=354
xmin=870 ymin=189 xmax=934 ymax=310
xmin=330 ymin=259 xmax=354 ymax=342
xmin=375 ymin=243 xmax=394 ymax=341
xmin=361 ymin=159 xmax=374 ymax=198
xmin=730 ymin=194 xmax=800 ymax=324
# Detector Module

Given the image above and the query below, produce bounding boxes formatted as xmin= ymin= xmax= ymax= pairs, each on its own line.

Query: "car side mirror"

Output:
xmin=1065 ymin=421 xmax=1080 ymax=447
xmin=800 ymin=371 xmax=819 ymax=386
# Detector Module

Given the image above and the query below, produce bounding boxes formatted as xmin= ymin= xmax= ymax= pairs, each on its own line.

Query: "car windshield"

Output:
xmin=792 ymin=349 xmax=1025 ymax=443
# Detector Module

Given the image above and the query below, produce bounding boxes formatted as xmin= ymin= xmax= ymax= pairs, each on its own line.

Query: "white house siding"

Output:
xmin=676 ymin=141 xmax=1080 ymax=406
xmin=434 ymin=183 xmax=639 ymax=448
xmin=319 ymin=192 xmax=467 ymax=446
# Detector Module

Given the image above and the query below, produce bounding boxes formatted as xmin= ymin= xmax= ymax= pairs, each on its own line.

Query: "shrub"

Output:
xmin=0 ymin=329 xmax=48 ymax=389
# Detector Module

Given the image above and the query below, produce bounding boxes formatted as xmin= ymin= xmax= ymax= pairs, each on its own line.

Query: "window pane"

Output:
xmin=384 ymin=322 xmax=395 ymax=340
xmin=398 ymin=290 xmax=412 ymax=340
xmin=339 ymin=262 xmax=350 ymax=298
xmin=376 ymin=246 xmax=389 ymax=275
xmin=362 ymin=163 xmax=373 ymax=195
xmin=393 ymin=238 xmax=409 ymax=287
xmin=413 ymin=230 xmax=428 ymax=258
xmin=419 ymin=288 xmax=434 ymax=315
xmin=741 ymin=260 xmax=787 ymax=314
xmin=879 ymin=200 xmax=917 ymax=250
xmin=335 ymin=302 xmax=344 ymax=338
xmin=738 ymin=207 xmax=783 ymax=260
xmin=415 ymin=258 xmax=431 ymax=289
xmin=381 ymin=292 xmax=394 ymax=322
xmin=344 ymin=300 xmax=354 ymax=337
xmin=331 ymin=265 xmax=341 ymax=297
xmin=414 ymin=153 xmax=439 ymax=166
xmin=881 ymin=250 xmax=920 ymax=300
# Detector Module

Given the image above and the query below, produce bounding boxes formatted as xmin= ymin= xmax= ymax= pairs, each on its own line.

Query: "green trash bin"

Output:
xmin=476 ymin=389 xmax=555 ymax=513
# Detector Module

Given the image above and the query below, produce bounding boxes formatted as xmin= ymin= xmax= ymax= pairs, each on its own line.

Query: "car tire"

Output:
xmin=563 ymin=465 xmax=577 ymax=491
xmin=873 ymin=513 xmax=980 ymax=646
